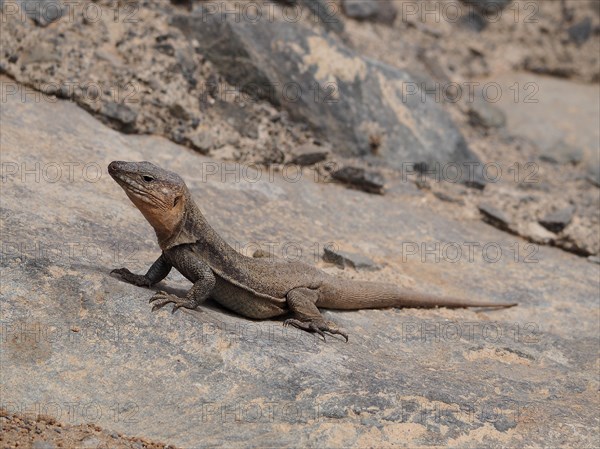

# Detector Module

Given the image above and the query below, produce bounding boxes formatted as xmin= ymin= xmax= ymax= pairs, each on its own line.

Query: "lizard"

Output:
xmin=108 ymin=161 xmax=517 ymax=341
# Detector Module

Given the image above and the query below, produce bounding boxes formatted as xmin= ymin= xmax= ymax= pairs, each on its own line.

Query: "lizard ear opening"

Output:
xmin=173 ymin=196 xmax=182 ymax=207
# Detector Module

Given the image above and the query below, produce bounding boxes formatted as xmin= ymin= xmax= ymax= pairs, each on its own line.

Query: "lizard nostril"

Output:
xmin=108 ymin=161 xmax=126 ymax=176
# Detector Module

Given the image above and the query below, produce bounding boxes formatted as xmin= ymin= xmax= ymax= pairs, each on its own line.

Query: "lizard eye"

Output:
xmin=142 ymin=175 xmax=154 ymax=183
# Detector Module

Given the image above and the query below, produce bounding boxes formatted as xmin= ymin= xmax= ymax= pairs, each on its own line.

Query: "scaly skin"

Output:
xmin=108 ymin=161 xmax=517 ymax=341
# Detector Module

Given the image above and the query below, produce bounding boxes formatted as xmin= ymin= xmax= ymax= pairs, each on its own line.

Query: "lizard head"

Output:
xmin=108 ymin=161 xmax=188 ymax=241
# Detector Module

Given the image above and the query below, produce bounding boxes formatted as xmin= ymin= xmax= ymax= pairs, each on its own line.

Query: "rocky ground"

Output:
xmin=1 ymin=0 xmax=598 ymax=257
xmin=0 ymin=409 xmax=176 ymax=449
xmin=1 ymin=0 xmax=599 ymax=448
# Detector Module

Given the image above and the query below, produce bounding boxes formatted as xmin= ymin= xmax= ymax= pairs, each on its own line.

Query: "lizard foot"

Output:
xmin=111 ymin=268 xmax=152 ymax=287
xmin=283 ymin=318 xmax=349 ymax=342
xmin=149 ymin=291 xmax=198 ymax=313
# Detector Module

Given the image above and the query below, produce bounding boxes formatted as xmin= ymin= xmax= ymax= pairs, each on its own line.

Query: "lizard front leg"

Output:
xmin=111 ymin=254 xmax=172 ymax=287
xmin=150 ymin=257 xmax=216 ymax=314
xmin=284 ymin=287 xmax=348 ymax=342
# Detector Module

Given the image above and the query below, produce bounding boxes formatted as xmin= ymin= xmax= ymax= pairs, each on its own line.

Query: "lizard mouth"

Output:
xmin=108 ymin=161 xmax=171 ymax=209
xmin=108 ymin=161 xmax=143 ymax=190
xmin=108 ymin=160 xmax=125 ymax=176
xmin=108 ymin=161 xmax=130 ymax=185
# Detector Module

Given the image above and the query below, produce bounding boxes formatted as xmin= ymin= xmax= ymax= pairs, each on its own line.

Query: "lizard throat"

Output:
xmin=127 ymin=192 xmax=186 ymax=246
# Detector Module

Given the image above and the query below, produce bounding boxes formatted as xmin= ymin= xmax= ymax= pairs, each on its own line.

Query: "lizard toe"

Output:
xmin=283 ymin=318 xmax=348 ymax=342
xmin=150 ymin=292 xmax=179 ymax=311
xmin=150 ymin=291 xmax=200 ymax=313
xmin=308 ymin=323 xmax=327 ymax=342
xmin=149 ymin=291 xmax=169 ymax=303
xmin=324 ymin=320 xmax=349 ymax=342
xmin=283 ymin=318 xmax=303 ymax=328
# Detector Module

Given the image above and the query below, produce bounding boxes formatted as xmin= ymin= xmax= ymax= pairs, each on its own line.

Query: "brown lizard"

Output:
xmin=108 ymin=161 xmax=517 ymax=341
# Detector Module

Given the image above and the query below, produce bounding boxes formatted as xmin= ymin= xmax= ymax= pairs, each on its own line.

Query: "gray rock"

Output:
xmin=526 ymin=221 xmax=557 ymax=243
xmin=3 ymin=86 xmax=600 ymax=449
xmin=478 ymin=203 xmax=512 ymax=232
xmin=433 ymin=191 xmax=466 ymax=205
xmin=16 ymin=0 xmax=64 ymax=27
xmin=493 ymin=418 xmax=518 ymax=432
xmin=100 ymin=102 xmax=138 ymax=133
xmin=233 ymin=0 xmax=345 ymax=34
xmin=587 ymin=164 xmax=600 ymax=187
xmin=172 ymin=11 xmax=484 ymax=182
xmin=458 ymin=10 xmax=488 ymax=32
xmin=374 ymin=0 xmax=397 ymax=26
xmin=19 ymin=41 xmax=62 ymax=65
xmin=491 ymin=75 xmax=598 ymax=170
xmin=168 ymin=103 xmax=189 ymax=120
xmin=588 ymin=256 xmax=600 ymax=264
xmin=342 ymin=0 xmax=378 ymax=20
xmin=32 ymin=442 xmax=55 ymax=449
xmin=323 ymin=247 xmax=379 ymax=271
xmin=290 ymin=143 xmax=329 ymax=166
xmin=342 ymin=0 xmax=397 ymax=25
xmin=170 ymin=0 xmax=193 ymax=6
xmin=331 ymin=166 xmax=385 ymax=194
xmin=189 ymin=132 xmax=214 ymax=155
xmin=210 ymin=101 xmax=259 ymax=139
xmin=460 ymin=0 xmax=512 ymax=14
xmin=253 ymin=248 xmax=274 ymax=259
xmin=539 ymin=206 xmax=575 ymax=233
xmin=298 ymin=0 xmax=345 ymax=34
xmin=539 ymin=140 xmax=583 ymax=165
xmin=469 ymin=97 xmax=507 ymax=129
xmin=80 ymin=436 xmax=102 ymax=449
xmin=568 ymin=17 xmax=593 ymax=46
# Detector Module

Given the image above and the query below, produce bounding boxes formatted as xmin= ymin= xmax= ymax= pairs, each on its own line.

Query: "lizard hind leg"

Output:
xmin=284 ymin=287 xmax=348 ymax=342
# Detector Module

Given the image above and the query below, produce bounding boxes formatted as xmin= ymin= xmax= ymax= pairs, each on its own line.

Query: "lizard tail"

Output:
xmin=318 ymin=279 xmax=517 ymax=310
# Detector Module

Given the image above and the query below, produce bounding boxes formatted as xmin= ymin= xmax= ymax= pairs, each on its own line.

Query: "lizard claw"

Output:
xmin=149 ymin=291 xmax=198 ymax=313
xmin=149 ymin=290 xmax=168 ymax=303
xmin=149 ymin=291 xmax=177 ymax=311
xmin=111 ymin=268 xmax=152 ymax=287
xmin=284 ymin=318 xmax=348 ymax=342
xmin=172 ymin=303 xmax=184 ymax=314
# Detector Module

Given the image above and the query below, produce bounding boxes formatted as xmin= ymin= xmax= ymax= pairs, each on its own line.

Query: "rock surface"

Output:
xmin=460 ymin=0 xmax=513 ymax=14
xmin=539 ymin=140 xmax=584 ymax=165
xmin=539 ymin=205 xmax=576 ymax=234
xmin=322 ymin=247 xmax=379 ymax=271
xmin=477 ymin=203 xmax=512 ymax=232
xmin=341 ymin=0 xmax=397 ymax=25
xmin=14 ymin=0 xmax=64 ymax=26
xmin=568 ymin=17 xmax=593 ymax=45
xmin=468 ymin=97 xmax=507 ymax=129
xmin=2 ymin=81 xmax=599 ymax=448
xmin=482 ymin=73 xmax=600 ymax=256
xmin=0 ymin=409 xmax=170 ymax=449
xmin=458 ymin=10 xmax=488 ymax=32
xmin=290 ymin=143 xmax=329 ymax=166
xmin=172 ymin=9 xmax=483 ymax=176
xmin=331 ymin=165 xmax=385 ymax=194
